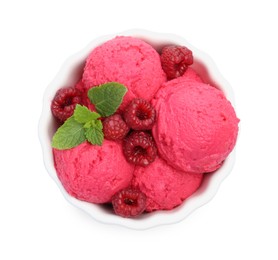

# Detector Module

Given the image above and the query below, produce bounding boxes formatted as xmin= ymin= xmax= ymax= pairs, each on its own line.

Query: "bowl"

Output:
xmin=38 ymin=29 xmax=237 ymax=230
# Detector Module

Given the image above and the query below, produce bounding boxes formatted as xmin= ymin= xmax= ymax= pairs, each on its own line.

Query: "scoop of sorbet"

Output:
xmin=132 ymin=157 xmax=203 ymax=212
xmin=78 ymin=36 xmax=166 ymax=111
xmin=152 ymin=77 xmax=239 ymax=173
xmin=53 ymin=140 xmax=134 ymax=203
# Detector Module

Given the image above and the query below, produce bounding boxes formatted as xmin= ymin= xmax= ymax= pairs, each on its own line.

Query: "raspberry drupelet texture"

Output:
xmin=51 ymin=87 xmax=83 ymax=122
xmin=112 ymin=187 xmax=146 ymax=218
xmin=102 ymin=114 xmax=130 ymax=140
xmin=123 ymin=131 xmax=157 ymax=166
xmin=160 ymin=45 xmax=193 ymax=80
xmin=124 ymin=98 xmax=156 ymax=130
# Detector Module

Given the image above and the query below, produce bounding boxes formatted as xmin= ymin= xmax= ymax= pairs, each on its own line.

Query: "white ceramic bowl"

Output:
xmin=38 ymin=29 xmax=236 ymax=230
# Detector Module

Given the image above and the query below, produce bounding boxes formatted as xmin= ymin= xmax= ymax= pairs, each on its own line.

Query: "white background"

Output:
xmin=1 ymin=0 xmax=277 ymax=259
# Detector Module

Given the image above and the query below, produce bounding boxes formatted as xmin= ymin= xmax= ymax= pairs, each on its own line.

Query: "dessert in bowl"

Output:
xmin=39 ymin=29 xmax=239 ymax=229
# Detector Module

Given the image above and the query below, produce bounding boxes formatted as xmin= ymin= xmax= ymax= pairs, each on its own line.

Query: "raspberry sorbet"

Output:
xmin=152 ymin=77 xmax=239 ymax=173
xmin=50 ymin=35 xmax=239 ymax=219
xmin=53 ymin=140 xmax=134 ymax=204
xmin=132 ymin=157 xmax=203 ymax=212
xmin=78 ymin=36 xmax=166 ymax=111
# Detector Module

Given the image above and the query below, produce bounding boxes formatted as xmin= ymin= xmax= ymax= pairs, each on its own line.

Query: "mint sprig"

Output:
xmin=51 ymin=83 xmax=128 ymax=150
xmin=88 ymin=82 xmax=127 ymax=117
xmin=52 ymin=105 xmax=104 ymax=150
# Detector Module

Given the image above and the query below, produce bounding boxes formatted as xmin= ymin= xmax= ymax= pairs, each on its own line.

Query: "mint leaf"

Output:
xmin=85 ymin=125 xmax=104 ymax=146
xmin=95 ymin=119 xmax=103 ymax=130
xmin=83 ymin=121 xmax=92 ymax=129
xmin=74 ymin=104 xmax=101 ymax=124
xmin=88 ymin=82 xmax=127 ymax=117
xmin=51 ymin=102 xmax=106 ymax=150
xmin=52 ymin=116 xmax=86 ymax=150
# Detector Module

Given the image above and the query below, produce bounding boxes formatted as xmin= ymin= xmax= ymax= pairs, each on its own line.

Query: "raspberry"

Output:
xmin=102 ymin=114 xmax=130 ymax=140
xmin=123 ymin=131 xmax=157 ymax=166
xmin=112 ymin=187 xmax=146 ymax=218
xmin=160 ymin=45 xmax=193 ymax=80
xmin=124 ymin=98 xmax=156 ymax=130
xmin=51 ymin=87 xmax=83 ymax=122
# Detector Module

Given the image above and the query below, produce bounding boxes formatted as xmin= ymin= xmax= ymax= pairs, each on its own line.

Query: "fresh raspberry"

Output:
xmin=112 ymin=187 xmax=146 ymax=218
xmin=51 ymin=87 xmax=83 ymax=122
xmin=123 ymin=98 xmax=156 ymax=130
xmin=123 ymin=131 xmax=157 ymax=166
xmin=102 ymin=114 xmax=130 ymax=140
xmin=160 ymin=45 xmax=193 ymax=80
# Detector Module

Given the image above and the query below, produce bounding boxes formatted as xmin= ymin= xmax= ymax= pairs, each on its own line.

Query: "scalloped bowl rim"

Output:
xmin=38 ymin=29 xmax=236 ymax=230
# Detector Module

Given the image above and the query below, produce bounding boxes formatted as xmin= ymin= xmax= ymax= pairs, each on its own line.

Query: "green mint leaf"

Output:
xmin=95 ymin=119 xmax=103 ymax=130
xmin=83 ymin=121 xmax=92 ymax=129
xmin=52 ymin=116 xmax=86 ymax=150
xmin=74 ymin=104 xmax=101 ymax=124
xmin=85 ymin=124 xmax=104 ymax=146
xmin=88 ymin=82 xmax=127 ymax=117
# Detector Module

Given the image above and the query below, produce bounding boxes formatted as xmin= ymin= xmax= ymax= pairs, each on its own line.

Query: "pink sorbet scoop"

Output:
xmin=132 ymin=157 xmax=203 ymax=212
xmin=78 ymin=36 xmax=166 ymax=111
xmin=53 ymin=140 xmax=134 ymax=204
xmin=152 ymin=77 xmax=239 ymax=173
